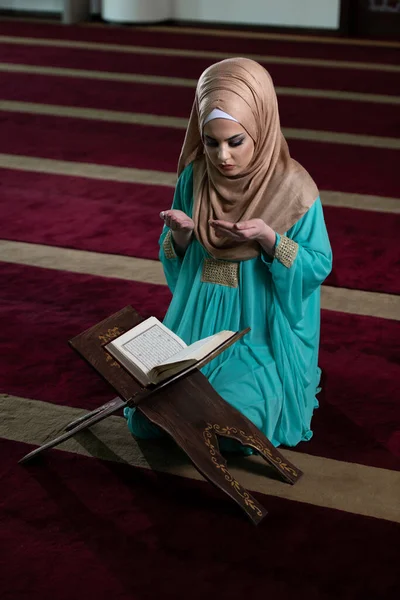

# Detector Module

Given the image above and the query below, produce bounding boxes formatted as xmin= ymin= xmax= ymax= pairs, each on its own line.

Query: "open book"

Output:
xmin=105 ymin=317 xmax=239 ymax=387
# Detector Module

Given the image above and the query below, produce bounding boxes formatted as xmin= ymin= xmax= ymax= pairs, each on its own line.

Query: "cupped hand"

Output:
xmin=160 ymin=209 xmax=194 ymax=232
xmin=209 ymin=218 xmax=276 ymax=253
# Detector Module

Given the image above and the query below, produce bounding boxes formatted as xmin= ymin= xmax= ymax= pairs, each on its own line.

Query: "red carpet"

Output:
xmin=1 ymin=67 xmax=399 ymax=139
xmin=1 ymin=68 xmax=399 ymax=138
xmin=0 ymin=262 xmax=172 ymax=410
xmin=2 ymin=439 xmax=399 ymax=600
xmin=0 ymin=109 xmax=399 ymax=198
xmin=1 ymin=39 xmax=400 ymax=97
xmin=0 ymin=17 xmax=399 ymax=600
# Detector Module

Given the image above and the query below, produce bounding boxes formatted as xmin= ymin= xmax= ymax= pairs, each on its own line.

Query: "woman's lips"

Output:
xmin=219 ymin=164 xmax=236 ymax=171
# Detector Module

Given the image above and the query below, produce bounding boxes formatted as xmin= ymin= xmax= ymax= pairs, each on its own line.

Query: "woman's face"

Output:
xmin=203 ymin=119 xmax=254 ymax=176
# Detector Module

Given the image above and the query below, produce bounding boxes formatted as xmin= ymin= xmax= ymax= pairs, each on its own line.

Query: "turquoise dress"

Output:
xmin=125 ymin=163 xmax=332 ymax=448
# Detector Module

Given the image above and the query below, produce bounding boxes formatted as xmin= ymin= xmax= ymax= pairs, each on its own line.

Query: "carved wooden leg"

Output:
xmin=197 ymin=422 xmax=268 ymax=524
xmin=133 ymin=370 xmax=304 ymax=521
xmin=186 ymin=371 xmax=303 ymax=484
xmin=137 ymin=400 xmax=267 ymax=525
xmin=206 ymin=421 xmax=302 ymax=485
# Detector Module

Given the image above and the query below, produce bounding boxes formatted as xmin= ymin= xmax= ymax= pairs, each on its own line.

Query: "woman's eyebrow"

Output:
xmin=204 ymin=133 xmax=244 ymax=142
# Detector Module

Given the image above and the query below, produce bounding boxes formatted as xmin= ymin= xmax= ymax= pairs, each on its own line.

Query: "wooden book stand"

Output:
xmin=19 ymin=306 xmax=303 ymax=524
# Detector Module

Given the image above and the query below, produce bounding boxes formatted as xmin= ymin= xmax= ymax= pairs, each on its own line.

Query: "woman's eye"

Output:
xmin=229 ymin=139 xmax=244 ymax=148
xmin=204 ymin=138 xmax=244 ymax=148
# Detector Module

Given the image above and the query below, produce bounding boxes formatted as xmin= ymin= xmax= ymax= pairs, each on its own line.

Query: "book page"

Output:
xmin=107 ymin=317 xmax=187 ymax=380
xmin=156 ymin=331 xmax=234 ymax=369
xmin=121 ymin=324 xmax=186 ymax=372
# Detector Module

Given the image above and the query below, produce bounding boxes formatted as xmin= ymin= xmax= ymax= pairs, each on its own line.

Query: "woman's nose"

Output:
xmin=217 ymin=144 xmax=229 ymax=161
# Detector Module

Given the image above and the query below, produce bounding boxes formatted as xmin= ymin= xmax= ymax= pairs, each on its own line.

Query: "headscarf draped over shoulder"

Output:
xmin=177 ymin=57 xmax=319 ymax=261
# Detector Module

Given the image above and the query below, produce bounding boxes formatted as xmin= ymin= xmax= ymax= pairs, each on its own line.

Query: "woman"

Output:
xmin=125 ymin=57 xmax=332 ymax=449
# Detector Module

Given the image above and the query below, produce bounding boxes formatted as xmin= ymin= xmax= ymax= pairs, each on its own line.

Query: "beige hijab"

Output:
xmin=177 ymin=57 xmax=319 ymax=261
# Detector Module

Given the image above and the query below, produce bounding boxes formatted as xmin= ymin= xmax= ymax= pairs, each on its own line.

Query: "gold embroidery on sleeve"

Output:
xmin=275 ymin=236 xmax=299 ymax=268
xmin=163 ymin=230 xmax=177 ymax=260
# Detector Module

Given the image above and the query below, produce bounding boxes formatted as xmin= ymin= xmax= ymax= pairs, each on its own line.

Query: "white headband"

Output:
xmin=203 ymin=108 xmax=238 ymax=126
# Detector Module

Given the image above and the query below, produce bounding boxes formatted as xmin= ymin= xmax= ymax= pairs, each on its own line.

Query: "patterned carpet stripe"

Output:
xmin=0 ymin=155 xmax=398 ymax=212
xmin=0 ymin=61 xmax=198 ymax=87
xmin=1 ymin=35 xmax=399 ymax=73
xmin=2 ymin=70 xmax=398 ymax=109
xmin=2 ymin=394 xmax=400 ymax=523
xmin=137 ymin=24 xmax=400 ymax=50
xmin=0 ymin=154 xmax=176 ymax=185
xmin=1 ymin=240 xmax=399 ymax=321
xmin=317 ymin=192 xmax=400 ymax=213
xmin=1 ymin=62 xmax=399 ymax=101
xmin=277 ymin=87 xmax=399 ymax=104
xmin=287 ymin=129 xmax=399 ymax=149
xmin=1 ymin=101 xmax=399 ymax=148
xmin=2 ymin=68 xmax=399 ymax=139
xmin=0 ymin=113 xmax=398 ymax=196
xmin=2 ymin=77 xmax=398 ymax=134
xmin=0 ymin=162 xmax=398 ymax=294
xmin=1 ymin=100 xmax=399 ymax=144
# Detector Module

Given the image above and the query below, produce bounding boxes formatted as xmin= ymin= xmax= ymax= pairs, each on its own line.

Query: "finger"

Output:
xmin=180 ymin=221 xmax=194 ymax=229
xmin=236 ymin=230 xmax=254 ymax=240
xmin=235 ymin=221 xmax=260 ymax=231
xmin=161 ymin=210 xmax=173 ymax=226
xmin=234 ymin=222 xmax=252 ymax=230
xmin=212 ymin=220 xmax=236 ymax=230
xmin=170 ymin=216 xmax=188 ymax=228
xmin=171 ymin=216 xmax=183 ymax=229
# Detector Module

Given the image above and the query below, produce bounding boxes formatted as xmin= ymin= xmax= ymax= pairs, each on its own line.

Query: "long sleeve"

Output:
xmin=159 ymin=164 xmax=194 ymax=293
xmin=264 ymin=198 xmax=332 ymax=326
xmin=258 ymin=199 xmax=331 ymax=444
